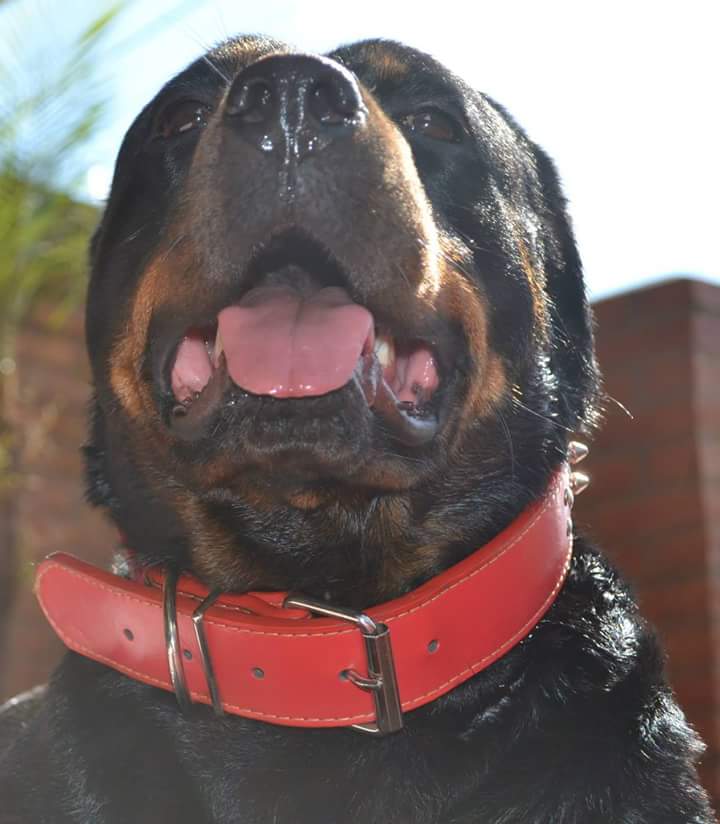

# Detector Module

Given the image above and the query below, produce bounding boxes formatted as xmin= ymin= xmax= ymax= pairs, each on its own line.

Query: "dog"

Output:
xmin=0 ymin=36 xmax=715 ymax=823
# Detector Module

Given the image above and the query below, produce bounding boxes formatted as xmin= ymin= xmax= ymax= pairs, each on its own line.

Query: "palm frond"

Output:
xmin=0 ymin=1 xmax=126 ymax=342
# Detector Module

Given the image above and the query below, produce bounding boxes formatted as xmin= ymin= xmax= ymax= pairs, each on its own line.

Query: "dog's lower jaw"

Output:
xmin=90 ymin=380 xmax=565 ymax=609
xmin=180 ymin=467 xmax=556 ymax=609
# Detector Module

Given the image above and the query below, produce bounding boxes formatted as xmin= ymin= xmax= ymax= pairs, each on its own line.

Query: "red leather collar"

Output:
xmin=35 ymin=465 xmax=573 ymax=731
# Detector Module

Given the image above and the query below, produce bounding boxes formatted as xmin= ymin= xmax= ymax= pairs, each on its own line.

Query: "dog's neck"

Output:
xmin=36 ymin=459 xmax=587 ymax=734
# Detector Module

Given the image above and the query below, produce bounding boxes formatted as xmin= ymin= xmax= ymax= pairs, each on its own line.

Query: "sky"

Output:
xmin=5 ymin=0 xmax=719 ymax=300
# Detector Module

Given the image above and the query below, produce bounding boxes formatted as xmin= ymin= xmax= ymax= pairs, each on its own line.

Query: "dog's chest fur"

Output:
xmin=2 ymin=541 xmax=713 ymax=823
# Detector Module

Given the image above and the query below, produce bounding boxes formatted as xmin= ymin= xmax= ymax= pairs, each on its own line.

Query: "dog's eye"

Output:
xmin=155 ymin=100 xmax=211 ymax=140
xmin=401 ymin=109 xmax=461 ymax=142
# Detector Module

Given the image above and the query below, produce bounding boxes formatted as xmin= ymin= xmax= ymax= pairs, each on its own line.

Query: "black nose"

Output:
xmin=224 ymin=55 xmax=365 ymax=161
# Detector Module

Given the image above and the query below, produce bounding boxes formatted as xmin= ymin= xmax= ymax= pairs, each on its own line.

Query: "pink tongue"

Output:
xmin=217 ymin=286 xmax=373 ymax=398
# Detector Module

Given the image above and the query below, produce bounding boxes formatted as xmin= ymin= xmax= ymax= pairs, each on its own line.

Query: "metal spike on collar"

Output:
xmin=570 ymin=470 xmax=591 ymax=496
xmin=568 ymin=441 xmax=589 ymax=465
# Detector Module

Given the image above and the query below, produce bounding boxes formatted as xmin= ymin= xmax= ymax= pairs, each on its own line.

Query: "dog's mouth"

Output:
xmin=161 ymin=238 xmax=445 ymax=447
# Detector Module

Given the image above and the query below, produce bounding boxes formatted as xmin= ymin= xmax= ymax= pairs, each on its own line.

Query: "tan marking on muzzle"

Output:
xmin=179 ymin=493 xmax=266 ymax=591
xmin=358 ymin=93 xmax=443 ymax=303
xmin=109 ymin=238 xmax=197 ymax=422
xmin=441 ymin=270 xmax=508 ymax=445
xmin=109 ymin=286 xmax=155 ymax=420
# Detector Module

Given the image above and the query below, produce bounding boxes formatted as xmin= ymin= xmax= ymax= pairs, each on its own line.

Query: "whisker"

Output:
xmin=511 ymin=397 xmax=572 ymax=433
xmin=200 ymin=53 xmax=231 ymax=85
xmin=602 ymin=393 xmax=634 ymax=419
xmin=497 ymin=409 xmax=516 ymax=480
xmin=158 ymin=233 xmax=188 ymax=263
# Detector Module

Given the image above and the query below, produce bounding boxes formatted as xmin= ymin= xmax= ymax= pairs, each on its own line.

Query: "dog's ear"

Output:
xmin=531 ymin=144 xmax=601 ymax=436
xmin=480 ymin=96 xmax=600 ymax=436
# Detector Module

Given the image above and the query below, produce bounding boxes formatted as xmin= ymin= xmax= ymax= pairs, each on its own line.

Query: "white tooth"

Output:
xmin=374 ymin=335 xmax=395 ymax=368
xmin=214 ymin=328 xmax=224 ymax=365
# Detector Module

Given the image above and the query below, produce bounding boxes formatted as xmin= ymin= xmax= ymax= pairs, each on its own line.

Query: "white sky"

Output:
xmin=52 ymin=1 xmax=720 ymax=299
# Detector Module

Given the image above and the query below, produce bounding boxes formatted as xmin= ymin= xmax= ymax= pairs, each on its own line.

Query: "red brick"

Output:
xmin=593 ymin=279 xmax=694 ymax=329
xmin=691 ymin=280 xmax=720 ymax=316
xmin=16 ymin=327 xmax=91 ymax=374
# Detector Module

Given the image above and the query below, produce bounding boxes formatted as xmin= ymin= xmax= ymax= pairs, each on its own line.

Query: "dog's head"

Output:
xmin=85 ymin=37 xmax=598 ymax=605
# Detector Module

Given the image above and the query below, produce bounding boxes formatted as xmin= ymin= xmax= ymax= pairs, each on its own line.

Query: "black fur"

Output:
xmin=0 ymin=37 xmax=715 ymax=823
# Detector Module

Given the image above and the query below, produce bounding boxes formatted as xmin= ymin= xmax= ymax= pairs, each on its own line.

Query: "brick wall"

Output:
xmin=1 ymin=279 xmax=718 ymax=805
xmin=0 ymin=311 xmax=116 ymax=700
xmin=575 ymin=278 xmax=720 ymax=802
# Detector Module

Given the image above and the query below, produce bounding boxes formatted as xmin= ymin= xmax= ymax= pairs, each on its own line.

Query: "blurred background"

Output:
xmin=0 ymin=0 xmax=718 ymax=804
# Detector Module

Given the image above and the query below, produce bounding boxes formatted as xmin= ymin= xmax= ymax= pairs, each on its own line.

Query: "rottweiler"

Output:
xmin=0 ymin=36 xmax=716 ymax=824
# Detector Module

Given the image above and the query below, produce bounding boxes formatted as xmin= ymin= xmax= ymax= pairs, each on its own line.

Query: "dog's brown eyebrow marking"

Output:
xmin=357 ymin=43 xmax=410 ymax=83
xmin=373 ymin=52 xmax=410 ymax=81
xmin=199 ymin=37 xmax=293 ymax=89
xmin=212 ymin=36 xmax=288 ymax=65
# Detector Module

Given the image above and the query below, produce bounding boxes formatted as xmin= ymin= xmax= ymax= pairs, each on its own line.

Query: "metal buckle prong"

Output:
xmin=192 ymin=588 xmax=224 ymax=716
xmin=163 ymin=572 xmax=225 ymax=716
xmin=283 ymin=594 xmax=404 ymax=736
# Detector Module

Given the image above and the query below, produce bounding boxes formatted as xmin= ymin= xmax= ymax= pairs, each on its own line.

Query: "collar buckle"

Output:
xmin=283 ymin=594 xmax=404 ymax=736
xmin=163 ymin=570 xmax=226 ymax=717
xmin=163 ymin=572 xmax=404 ymax=734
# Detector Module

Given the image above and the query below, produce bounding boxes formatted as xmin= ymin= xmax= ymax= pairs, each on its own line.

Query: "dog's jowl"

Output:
xmin=0 ymin=37 xmax=716 ymax=824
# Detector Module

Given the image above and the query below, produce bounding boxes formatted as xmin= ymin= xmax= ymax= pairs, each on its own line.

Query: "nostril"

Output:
xmin=308 ymin=79 xmax=359 ymax=125
xmin=227 ymin=78 xmax=274 ymax=123
xmin=225 ymin=55 xmax=362 ymax=157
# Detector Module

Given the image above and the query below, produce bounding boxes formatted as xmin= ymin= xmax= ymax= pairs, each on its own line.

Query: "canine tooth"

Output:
xmin=214 ymin=329 xmax=224 ymax=365
xmin=374 ymin=335 xmax=395 ymax=368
